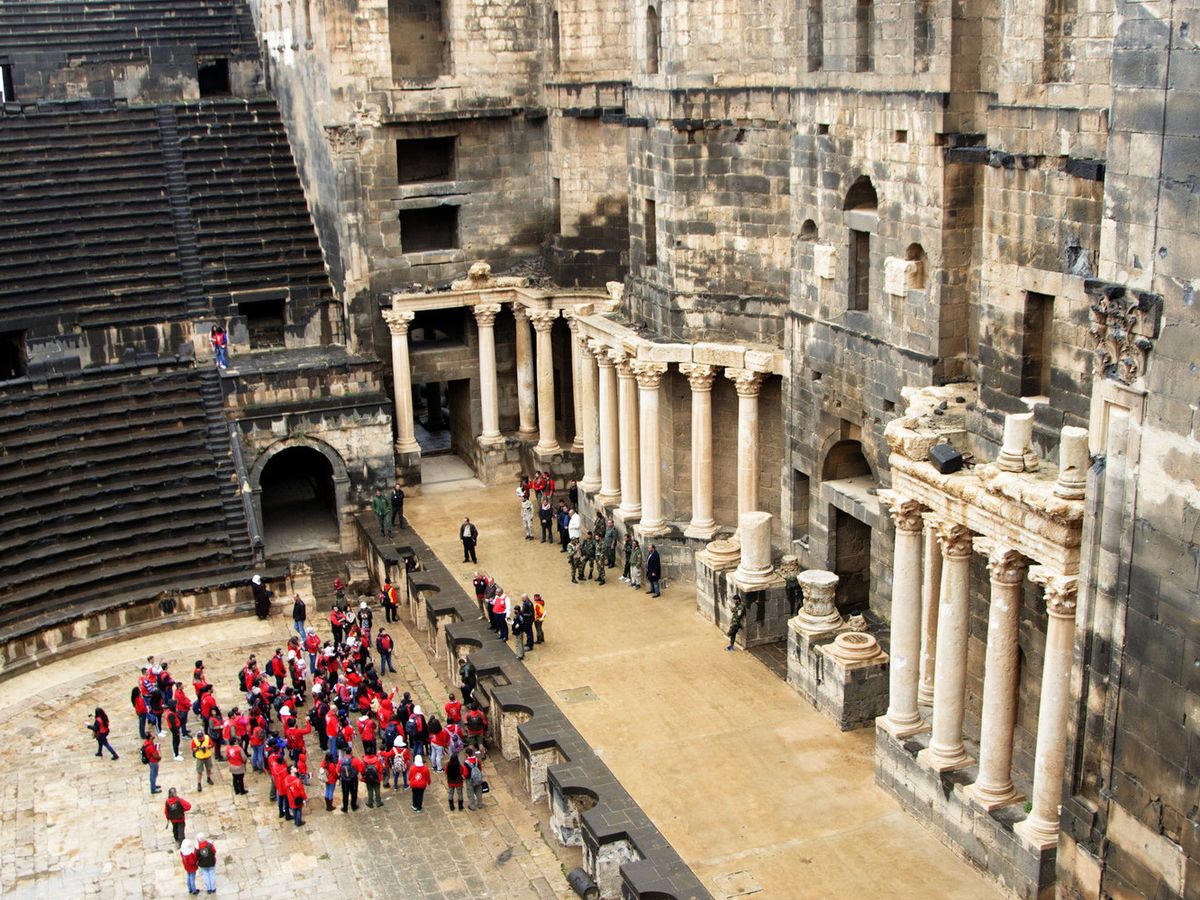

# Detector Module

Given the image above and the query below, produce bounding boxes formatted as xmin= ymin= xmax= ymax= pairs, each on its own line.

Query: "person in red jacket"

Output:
xmin=131 ymin=685 xmax=149 ymax=739
xmin=444 ymin=693 xmax=462 ymax=725
xmin=88 ymin=708 xmax=119 ymax=760
xmin=226 ymin=742 xmax=247 ymax=795
xmin=179 ymin=838 xmax=199 ymax=895
xmin=143 ymin=734 xmax=162 ymax=794
xmin=286 ymin=766 xmax=307 ymax=827
xmin=174 ymin=684 xmax=193 ymax=738
xmin=320 ymin=752 xmax=338 ymax=811
xmin=164 ymin=788 xmax=192 ymax=846
xmin=362 ymin=750 xmax=385 ymax=808
xmin=285 ymin=719 xmax=311 ymax=762
xmin=408 ymin=754 xmax=431 ymax=812
xmin=358 ymin=715 xmax=378 ymax=755
xmin=464 ymin=703 xmax=488 ymax=750
xmin=324 ymin=709 xmax=341 ymax=763
xmin=270 ymin=754 xmax=293 ymax=821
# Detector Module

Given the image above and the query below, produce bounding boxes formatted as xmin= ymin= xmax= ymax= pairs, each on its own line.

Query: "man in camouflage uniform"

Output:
xmin=603 ymin=518 xmax=618 ymax=569
xmin=567 ymin=537 xmax=582 ymax=584
xmin=726 ymin=594 xmax=749 ymax=651
xmin=580 ymin=531 xmax=598 ymax=581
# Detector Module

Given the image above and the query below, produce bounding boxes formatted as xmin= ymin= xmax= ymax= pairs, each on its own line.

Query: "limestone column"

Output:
xmin=565 ymin=312 xmax=585 ymax=452
xmin=879 ymin=494 xmax=927 ymax=737
xmin=472 ymin=303 xmax=503 ymax=441
xmin=382 ymin=309 xmax=419 ymax=454
xmin=918 ymin=521 xmax=974 ymax=772
xmin=966 ymin=542 xmax=1028 ymax=809
xmin=529 ymin=310 xmax=561 ymax=453
xmin=615 ymin=353 xmax=641 ymax=518
xmin=680 ymin=363 xmax=718 ymax=539
xmin=1015 ymin=570 xmax=1079 ymax=849
xmin=634 ymin=362 xmax=668 ymax=532
xmin=513 ymin=305 xmax=538 ymax=439
xmin=725 ymin=368 xmax=767 ymax=519
xmin=594 ymin=343 xmax=621 ymax=506
xmin=578 ymin=338 xmax=601 ymax=493
xmin=918 ymin=513 xmax=942 ymax=705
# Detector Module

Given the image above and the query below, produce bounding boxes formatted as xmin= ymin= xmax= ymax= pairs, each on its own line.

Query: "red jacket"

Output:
xmin=304 ymin=633 xmax=321 ymax=653
xmin=226 ymin=745 xmax=245 ymax=768
xmin=358 ymin=719 xmax=377 ymax=741
xmin=362 ymin=754 xmax=385 ymax=780
xmin=430 ymin=729 xmax=450 ymax=749
xmin=164 ymin=796 xmax=191 ymax=822
xmin=325 ymin=711 xmax=340 ymax=738
xmin=269 ymin=759 xmax=290 ymax=794
xmin=408 ymin=764 xmax=431 ymax=789
xmin=286 ymin=774 xmax=307 ymax=807
xmin=445 ymin=700 xmax=462 ymax=723
xmin=200 ymin=693 xmax=217 ymax=718
xmin=132 ymin=690 xmax=147 ymax=714
xmin=180 ymin=850 xmax=199 ymax=874
xmin=174 ymin=687 xmax=190 ymax=715
xmin=143 ymin=739 xmax=162 ymax=763
xmin=285 ymin=722 xmax=311 ymax=749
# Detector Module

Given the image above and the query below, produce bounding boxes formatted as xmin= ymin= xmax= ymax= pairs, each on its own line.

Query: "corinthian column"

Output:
xmin=879 ymin=493 xmax=927 ymax=737
xmin=1015 ymin=569 xmax=1079 ymax=850
xmin=966 ymin=541 xmax=1028 ymax=810
xmin=513 ymin=305 xmax=537 ymax=439
xmin=918 ymin=521 xmax=975 ymax=772
xmin=528 ymin=310 xmax=561 ymax=453
xmin=725 ymin=368 xmax=767 ymax=518
xmin=918 ymin=513 xmax=942 ymax=705
xmin=680 ymin=363 xmax=718 ymax=539
xmin=634 ymin=362 xmax=668 ymax=532
xmin=473 ymin=303 xmax=502 ymax=441
xmin=614 ymin=352 xmax=641 ymax=519
xmin=383 ymin=310 xmax=419 ymax=454
xmin=578 ymin=338 xmax=601 ymax=492
xmin=594 ymin=343 xmax=621 ymax=506
xmin=565 ymin=312 xmax=585 ymax=452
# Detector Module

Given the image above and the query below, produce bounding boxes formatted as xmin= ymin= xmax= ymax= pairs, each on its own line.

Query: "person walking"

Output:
xmin=372 ymin=487 xmax=393 ymax=538
xmin=191 ymin=731 xmax=215 ymax=792
xmin=143 ymin=732 xmax=162 ymax=794
xmin=459 ymin=656 xmax=477 ymax=705
xmin=381 ymin=578 xmax=399 ymax=623
xmin=87 ymin=708 xmax=119 ymax=760
xmin=291 ymin=594 xmax=307 ymax=642
xmin=408 ymin=754 xmax=430 ymax=811
xmin=446 ymin=752 xmax=465 ymax=811
xmin=646 ymin=544 xmax=662 ymax=597
xmin=532 ymin=594 xmax=546 ymax=644
xmin=726 ymin=594 xmax=749 ymax=651
xmin=195 ymin=834 xmax=218 ymax=894
xmin=391 ymin=482 xmax=406 ymax=530
xmin=164 ymin=788 xmax=192 ymax=846
xmin=459 ymin=517 xmax=479 ymax=563
xmin=179 ymin=838 xmax=200 ymax=895
xmin=209 ymin=325 xmax=228 ymax=369
xmin=465 ymin=750 xmax=485 ymax=810
xmin=521 ymin=496 xmax=535 ymax=540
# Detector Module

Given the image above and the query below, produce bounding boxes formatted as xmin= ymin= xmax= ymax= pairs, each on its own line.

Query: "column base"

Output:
xmin=877 ymin=712 xmax=928 ymax=739
xmin=634 ymin=521 xmax=669 ymax=540
xmin=964 ymin=782 xmax=1024 ymax=812
xmin=535 ymin=441 xmax=562 ymax=455
xmin=478 ymin=433 xmax=506 ymax=449
xmin=516 ymin=428 xmax=539 ymax=441
xmin=1014 ymin=815 xmax=1060 ymax=851
xmin=918 ymin=685 xmax=935 ymax=706
xmin=917 ymin=745 xmax=974 ymax=773
xmin=683 ymin=521 xmax=720 ymax=541
xmin=579 ymin=477 xmax=602 ymax=494
xmin=596 ymin=490 xmax=621 ymax=508
xmin=614 ymin=506 xmax=642 ymax=529
xmin=395 ymin=439 xmax=421 ymax=456
xmin=792 ymin=610 xmax=845 ymax=638
xmin=571 ymin=438 xmax=584 ymax=453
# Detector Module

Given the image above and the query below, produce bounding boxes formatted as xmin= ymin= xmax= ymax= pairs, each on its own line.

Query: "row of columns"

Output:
xmin=879 ymin=493 xmax=1079 ymax=850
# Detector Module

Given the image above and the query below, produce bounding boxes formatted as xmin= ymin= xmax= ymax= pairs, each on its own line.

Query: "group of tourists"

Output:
xmin=100 ymin=584 xmax=495 ymax=895
xmin=470 ymin=572 xmax=547 ymax=660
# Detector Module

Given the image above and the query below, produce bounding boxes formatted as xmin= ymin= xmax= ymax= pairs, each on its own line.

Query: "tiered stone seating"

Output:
xmin=0 ymin=363 xmax=254 ymax=634
xmin=0 ymin=104 xmax=188 ymax=328
xmin=173 ymin=99 xmax=333 ymax=301
xmin=0 ymin=0 xmax=258 ymax=66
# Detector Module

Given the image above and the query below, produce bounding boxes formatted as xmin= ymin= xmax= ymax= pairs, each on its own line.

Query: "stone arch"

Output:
xmin=800 ymin=218 xmax=818 ymax=241
xmin=822 ymin=438 xmax=873 ymax=481
xmin=249 ymin=436 xmax=353 ymax=555
xmin=906 ymin=241 xmax=927 ymax=289
xmin=843 ymin=175 xmax=878 ymax=212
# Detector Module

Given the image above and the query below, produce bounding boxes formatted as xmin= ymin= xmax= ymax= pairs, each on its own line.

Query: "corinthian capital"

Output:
xmin=527 ymin=309 xmax=559 ymax=332
xmin=679 ymin=363 xmax=717 ymax=391
xmin=879 ymin=491 xmax=925 ymax=534
xmin=1029 ymin=567 xmax=1078 ymax=618
xmin=725 ymin=367 xmax=768 ymax=397
xmin=935 ymin=520 xmax=973 ymax=558
xmin=472 ymin=303 xmax=502 ymax=327
xmin=382 ymin=309 xmax=415 ymax=336
xmin=632 ymin=362 xmax=668 ymax=389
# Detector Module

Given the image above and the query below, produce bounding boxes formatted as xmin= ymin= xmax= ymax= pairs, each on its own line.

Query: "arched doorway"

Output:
xmin=258 ymin=445 xmax=340 ymax=556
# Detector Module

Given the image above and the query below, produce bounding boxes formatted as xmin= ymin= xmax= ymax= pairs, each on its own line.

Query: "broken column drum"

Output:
xmin=793 ymin=569 xmax=842 ymax=636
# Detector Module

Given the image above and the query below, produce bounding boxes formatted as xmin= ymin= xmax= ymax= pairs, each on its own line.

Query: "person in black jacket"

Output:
xmin=645 ymin=544 xmax=662 ymax=597
xmin=391 ymin=483 xmax=406 ymax=530
xmin=459 ymin=517 xmax=479 ymax=563
xmin=252 ymin=575 xmax=272 ymax=619
xmin=291 ymin=595 xmax=306 ymax=641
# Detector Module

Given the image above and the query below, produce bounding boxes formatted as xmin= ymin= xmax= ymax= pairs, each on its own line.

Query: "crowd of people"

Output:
xmin=516 ymin=472 xmax=663 ymax=597
xmin=100 ymin=581 xmax=494 ymax=895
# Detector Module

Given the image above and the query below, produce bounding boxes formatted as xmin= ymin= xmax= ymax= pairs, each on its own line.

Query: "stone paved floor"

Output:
xmin=408 ymin=478 xmax=1001 ymax=899
xmin=0 ymin=618 xmax=572 ymax=899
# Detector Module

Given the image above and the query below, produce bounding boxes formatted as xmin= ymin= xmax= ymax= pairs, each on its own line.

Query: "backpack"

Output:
xmin=384 ymin=721 xmax=399 ymax=749
xmin=196 ymin=843 xmax=215 ymax=868
xmin=191 ymin=698 xmax=202 ymax=715
xmin=404 ymin=717 xmax=417 ymax=738
xmin=166 ymin=798 xmax=184 ymax=819
xmin=363 ymin=762 xmax=380 ymax=784
xmin=139 ymin=745 xmax=149 ymax=765
xmin=468 ymin=760 xmax=483 ymax=786
xmin=339 ymin=757 xmax=355 ymax=781
xmin=466 ymin=711 xmax=484 ymax=732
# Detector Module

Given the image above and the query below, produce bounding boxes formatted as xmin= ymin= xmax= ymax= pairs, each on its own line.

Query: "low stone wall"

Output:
xmin=399 ymin=528 xmax=710 ymax=900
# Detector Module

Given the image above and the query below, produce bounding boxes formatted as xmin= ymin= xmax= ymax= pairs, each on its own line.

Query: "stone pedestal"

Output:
xmin=788 ymin=617 xmax=890 ymax=731
xmin=792 ymin=569 xmax=843 ymax=636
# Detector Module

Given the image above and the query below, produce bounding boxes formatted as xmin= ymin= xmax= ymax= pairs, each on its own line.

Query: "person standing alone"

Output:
xmin=391 ymin=482 xmax=406 ymax=531
xmin=459 ymin=517 xmax=479 ymax=563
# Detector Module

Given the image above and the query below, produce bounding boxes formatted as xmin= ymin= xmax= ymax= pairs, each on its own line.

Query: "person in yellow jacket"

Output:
xmin=532 ymin=594 xmax=546 ymax=644
xmin=191 ymin=732 xmax=215 ymax=792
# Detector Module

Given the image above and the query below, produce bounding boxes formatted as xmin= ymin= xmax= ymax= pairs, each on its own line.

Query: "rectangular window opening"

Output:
xmin=806 ymin=0 xmax=824 ymax=72
xmin=849 ymin=229 xmax=870 ymax=311
xmin=239 ymin=298 xmax=286 ymax=349
xmin=400 ymin=206 xmax=459 ymax=253
xmin=817 ymin=122 xmax=830 ymax=136
xmin=396 ymin=136 xmax=456 ymax=184
xmin=552 ymin=177 xmax=562 ymax=235
xmin=792 ymin=470 xmax=811 ymax=543
xmin=644 ymin=198 xmax=657 ymax=267
xmin=1021 ymin=291 xmax=1055 ymax=397
xmin=389 ymin=0 xmax=448 ymax=80
xmin=855 ymin=0 xmax=874 ymax=72
xmin=0 ymin=330 xmax=27 ymax=379
xmin=197 ymin=59 xmax=231 ymax=97
xmin=0 ymin=63 xmax=14 ymax=103
xmin=894 ymin=129 xmax=908 ymax=143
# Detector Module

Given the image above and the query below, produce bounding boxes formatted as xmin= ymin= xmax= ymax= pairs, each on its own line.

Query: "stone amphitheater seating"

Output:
xmin=0 ymin=362 xmax=253 ymax=638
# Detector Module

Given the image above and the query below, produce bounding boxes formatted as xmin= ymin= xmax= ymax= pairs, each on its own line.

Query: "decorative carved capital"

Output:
xmin=935 ymin=520 xmax=973 ymax=558
xmin=512 ymin=304 xmax=530 ymax=324
xmin=578 ymin=336 xmax=596 ymax=359
xmin=324 ymin=124 xmax=362 ymax=156
xmin=725 ymin=367 xmax=768 ymax=397
xmin=985 ymin=544 xmax=1028 ymax=586
xmin=528 ymin=309 xmax=559 ymax=333
xmin=613 ymin=353 xmax=637 ymax=378
xmin=1086 ymin=283 xmax=1162 ymax=385
xmin=591 ymin=341 xmax=616 ymax=367
xmin=1029 ymin=566 xmax=1078 ymax=618
xmin=382 ymin=309 xmax=415 ymax=336
xmin=679 ymin=363 xmax=718 ymax=392
xmin=880 ymin=492 xmax=925 ymax=534
xmin=472 ymin=303 xmax=502 ymax=327
xmin=632 ymin=362 xmax=668 ymax=390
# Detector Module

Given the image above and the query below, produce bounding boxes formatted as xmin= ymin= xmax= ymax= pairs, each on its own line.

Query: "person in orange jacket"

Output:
xmin=286 ymin=766 xmax=307 ymax=827
xmin=408 ymin=754 xmax=431 ymax=812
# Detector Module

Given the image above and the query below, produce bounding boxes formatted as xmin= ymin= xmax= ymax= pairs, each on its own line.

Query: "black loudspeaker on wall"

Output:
xmin=929 ymin=443 xmax=964 ymax=475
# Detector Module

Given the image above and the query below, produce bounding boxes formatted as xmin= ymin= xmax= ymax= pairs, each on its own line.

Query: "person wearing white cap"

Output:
xmin=356 ymin=599 xmax=373 ymax=641
xmin=179 ymin=838 xmax=199 ymax=895
xmin=408 ymin=754 xmax=431 ymax=811
xmin=251 ymin=574 xmax=272 ymax=620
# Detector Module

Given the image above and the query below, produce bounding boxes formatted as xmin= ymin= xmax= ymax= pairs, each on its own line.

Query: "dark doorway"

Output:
xmin=240 ymin=297 xmax=286 ymax=349
xmin=0 ymin=330 xmax=26 ymax=380
xmin=400 ymin=206 xmax=459 ymax=253
xmin=198 ymin=59 xmax=231 ymax=97
xmin=259 ymin=446 xmax=339 ymax=556
xmin=832 ymin=507 xmax=871 ymax=612
xmin=396 ymin=136 xmax=455 ymax=183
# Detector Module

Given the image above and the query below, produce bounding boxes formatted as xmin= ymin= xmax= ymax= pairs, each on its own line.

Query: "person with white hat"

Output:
xmin=179 ymin=838 xmax=199 ymax=895
xmin=251 ymin=575 xmax=272 ymax=620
